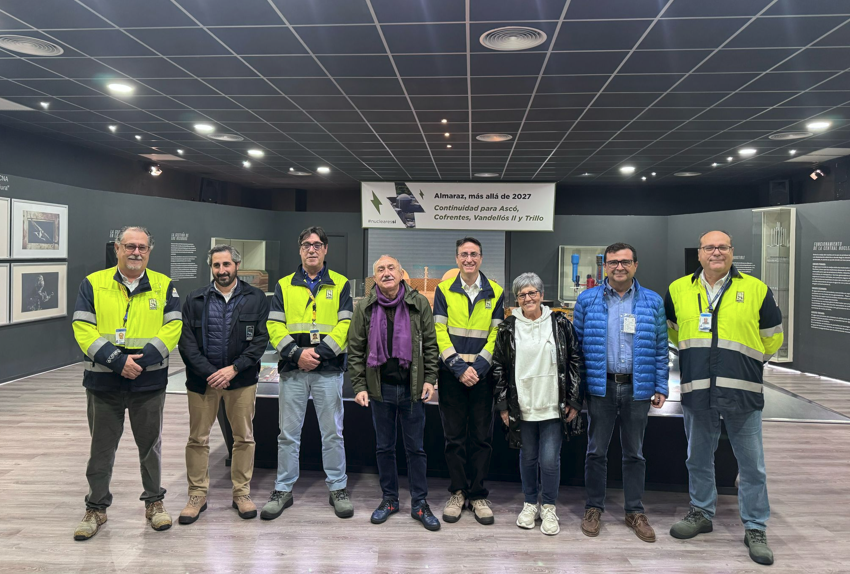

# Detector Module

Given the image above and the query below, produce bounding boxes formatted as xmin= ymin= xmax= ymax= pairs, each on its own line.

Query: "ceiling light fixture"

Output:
xmin=108 ymin=125 xmax=117 ymax=133
xmin=726 ymin=156 xmax=733 ymax=162
xmin=651 ymin=172 xmax=656 ymax=177
xmin=739 ymin=148 xmax=757 ymax=156
xmin=711 ymin=162 xmax=718 ymax=167
xmin=148 ymin=164 xmax=162 ymax=177
xmin=107 ymin=82 xmax=134 ymax=94
xmin=441 ymin=119 xmax=448 ymax=124
xmin=39 ymin=101 xmax=49 ymax=109
xmin=247 ymin=149 xmax=265 ymax=158
xmin=446 ymin=144 xmax=452 ymax=148
xmin=476 ymin=133 xmax=512 ymax=142
xmin=444 ymin=132 xmax=450 ymax=137
xmin=134 ymin=135 xmax=142 ymax=140
xmin=619 ymin=166 xmax=635 ymax=175
xmin=674 ymin=172 xmax=701 ymax=177
xmin=289 ymin=169 xmax=312 ymax=176
xmin=242 ymin=161 xmax=251 ymax=168
xmin=0 ymin=35 xmax=64 ymax=56
xmin=474 ymin=172 xmax=499 ymax=177
xmin=194 ymin=123 xmax=215 ymax=134
xmin=789 ymin=149 xmax=797 ymax=155
xmin=581 ymin=173 xmax=591 ymax=176
xmin=176 ymin=149 xmax=184 ymax=155
xmin=806 ymin=120 xmax=831 ymax=131
xmin=641 ymin=176 xmax=647 ymax=181
xmin=206 ymin=133 xmax=243 ymax=142
xmin=769 ymin=131 xmax=812 ymax=140
xmin=480 ymin=26 xmax=548 ymax=51
xmin=316 ymin=166 xmax=330 ymax=174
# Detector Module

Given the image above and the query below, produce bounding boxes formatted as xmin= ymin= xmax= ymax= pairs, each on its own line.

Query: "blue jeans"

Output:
xmin=370 ymin=382 xmax=428 ymax=503
xmin=275 ymin=370 xmax=347 ymax=492
xmin=585 ymin=380 xmax=651 ymax=514
xmin=519 ymin=418 xmax=563 ymax=505
xmin=683 ymin=406 xmax=769 ymax=530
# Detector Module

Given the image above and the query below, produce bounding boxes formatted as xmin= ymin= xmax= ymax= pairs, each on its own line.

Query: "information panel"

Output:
xmin=361 ymin=181 xmax=554 ymax=231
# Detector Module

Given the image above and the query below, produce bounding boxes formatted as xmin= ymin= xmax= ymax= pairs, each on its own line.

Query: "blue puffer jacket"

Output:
xmin=573 ymin=278 xmax=668 ymax=399
xmin=205 ymin=284 xmax=243 ymax=369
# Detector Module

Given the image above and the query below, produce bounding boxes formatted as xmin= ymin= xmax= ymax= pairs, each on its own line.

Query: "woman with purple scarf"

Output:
xmin=349 ymin=255 xmax=441 ymax=531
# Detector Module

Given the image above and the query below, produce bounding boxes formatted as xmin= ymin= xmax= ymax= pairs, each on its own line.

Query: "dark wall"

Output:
xmin=556 ymin=184 xmax=764 ymax=216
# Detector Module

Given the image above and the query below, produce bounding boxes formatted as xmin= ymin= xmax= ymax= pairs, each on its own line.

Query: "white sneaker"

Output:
xmin=516 ymin=502 xmax=539 ymax=529
xmin=540 ymin=504 xmax=560 ymax=536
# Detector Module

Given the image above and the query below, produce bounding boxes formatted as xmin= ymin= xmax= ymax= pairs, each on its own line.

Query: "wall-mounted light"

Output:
xmin=148 ymin=164 xmax=162 ymax=177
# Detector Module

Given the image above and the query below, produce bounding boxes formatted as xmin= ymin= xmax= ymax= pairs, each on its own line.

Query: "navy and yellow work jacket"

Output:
xmin=433 ymin=271 xmax=505 ymax=380
xmin=665 ymin=265 xmax=783 ymax=413
xmin=267 ymin=265 xmax=353 ymax=373
xmin=72 ymin=267 xmax=181 ymax=392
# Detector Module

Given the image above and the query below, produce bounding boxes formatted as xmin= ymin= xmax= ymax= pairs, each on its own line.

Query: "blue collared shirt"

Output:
xmin=302 ymin=264 xmax=325 ymax=296
xmin=604 ymin=279 xmax=635 ymax=374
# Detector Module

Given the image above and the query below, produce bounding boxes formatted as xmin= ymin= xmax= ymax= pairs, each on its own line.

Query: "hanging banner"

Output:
xmin=361 ymin=181 xmax=555 ymax=231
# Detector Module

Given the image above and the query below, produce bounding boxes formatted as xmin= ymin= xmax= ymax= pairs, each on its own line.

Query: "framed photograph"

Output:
xmin=0 ymin=264 xmax=8 ymax=326
xmin=0 ymin=197 xmax=9 ymax=258
xmin=11 ymin=199 xmax=68 ymax=259
xmin=10 ymin=262 xmax=67 ymax=324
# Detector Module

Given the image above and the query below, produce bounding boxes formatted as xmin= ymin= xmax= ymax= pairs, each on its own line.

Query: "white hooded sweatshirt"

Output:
xmin=513 ymin=304 xmax=560 ymax=421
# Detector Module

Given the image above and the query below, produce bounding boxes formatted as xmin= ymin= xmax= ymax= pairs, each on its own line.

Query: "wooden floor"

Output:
xmin=1 ymin=364 xmax=849 ymax=573
xmin=764 ymin=365 xmax=850 ymax=418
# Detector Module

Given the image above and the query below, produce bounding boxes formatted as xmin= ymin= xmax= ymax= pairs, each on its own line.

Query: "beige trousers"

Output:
xmin=186 ymin=384 xmax=257 ymax=497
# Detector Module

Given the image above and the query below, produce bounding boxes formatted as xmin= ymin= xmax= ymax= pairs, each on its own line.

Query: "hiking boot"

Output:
xmin=744 ymin=529 xmax=774 ymax=565
xmin=329 ymin=488 xmax=354 ymax=518
xmin=178 ymin=495 xmax=207 ymax=525
xmin=469 ymin=498 xmax=494 ymax=525
xmin=144 ymin=501 xmax=172 ymax=531
xmin=232 ymin=495 xmax=257 ymax=519
xmin=370 ymin=498 xmax=399 ymax=524
xmin=442 ymin=490 xmax=465 ymax=523
xmin=73 ymin=509 xmax=106 ymax=541
xmin=670 ymin=507 xmax=713 ymax=539
xmin=626 ymin=513 xmax=656 ymax=543
xmin=581 ymin=507 xmax=602 ymax=537
xmin=540 ymin=504 xmax=560 ymax=536
xmin=411 ymin=500 xmax=441 ymax=531
xmin=260 ymin=490 xmax=293 ymax=520
xmin=516 ymin=502 xmax=539 ymax=529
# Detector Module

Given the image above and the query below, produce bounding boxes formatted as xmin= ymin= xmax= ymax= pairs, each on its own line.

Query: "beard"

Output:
xmin=216 ymin=272 xmax=236 ymax=287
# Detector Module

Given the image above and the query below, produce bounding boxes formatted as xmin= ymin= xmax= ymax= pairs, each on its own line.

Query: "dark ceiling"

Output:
xmin=0 ymin=0 xmax=849 ymax=190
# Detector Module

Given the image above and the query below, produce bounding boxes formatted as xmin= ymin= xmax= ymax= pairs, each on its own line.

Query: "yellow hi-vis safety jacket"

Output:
xmin=72 ymin=267 xmax=181 ymax=392
xmin=665 ymin=265 xmax=783 ymax=412
xmin=267 ymin=265 xmax=353 ymax=373
xmin=433 ymin=271 xmax=505 ymax=380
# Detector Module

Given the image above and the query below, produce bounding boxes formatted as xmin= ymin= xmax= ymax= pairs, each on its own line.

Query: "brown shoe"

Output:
xmin=581 ymin=507 xmax=602 ymax=537
xmin=74 ymin=509 xmax=107 ymax=541
xmin=178 ymin=495 xmax=207 ymax=525
xmin=625 ymin=513 xmax=656 ymax=543
xmin=145 ymin=501 xmax=172 ymax=531
xmin=469 ymin=499 xmax=494 ymax=525
xmin=442 ymin=490 xmax=465 ymax=523
xmin=232 ymin=495 xmax=258 ymax=519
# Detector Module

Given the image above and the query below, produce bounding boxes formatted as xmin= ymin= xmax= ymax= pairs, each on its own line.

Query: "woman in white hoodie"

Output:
xmin=493 ymin=272 xmax=583 ymax=536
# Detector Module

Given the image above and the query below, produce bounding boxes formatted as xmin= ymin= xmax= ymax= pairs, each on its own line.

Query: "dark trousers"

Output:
xmin=584 ymin=380 xmax=651 ymax=514
xmin=520 ymin=418 xmax=564 ymax=505
xmin=437 ymin=368 xmax=494 ymax=500
xmin=85 ymin=388 xmax=167 ymax=510
xmin=370 ymin=382 xmax=428 ymax=503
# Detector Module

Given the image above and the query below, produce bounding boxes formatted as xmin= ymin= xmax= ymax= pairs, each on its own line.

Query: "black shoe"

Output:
xmin=370 ymin=499 xmax=400 ymax=524
xmin=411 ymin=500 xmax=441 ymax=531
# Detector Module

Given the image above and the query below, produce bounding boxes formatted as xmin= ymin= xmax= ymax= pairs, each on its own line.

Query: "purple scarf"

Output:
xmin=367 ymin=283 xmax=412 ymax=369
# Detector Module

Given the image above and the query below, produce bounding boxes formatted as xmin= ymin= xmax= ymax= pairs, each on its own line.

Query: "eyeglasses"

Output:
xmin=121 ymin=243 xmax=149 ymax=254
xmin=517 ymin=290 xmax=540 ymax=300
xmin=700 ymin=245 xmax=732 ymax=253
xmin=605 ymin=259 xmax=634 ymax=268
xmin=458 ymin=252 xmax=481 ymax=259
xmin=300 ymin=241 xmax=325 ymax=251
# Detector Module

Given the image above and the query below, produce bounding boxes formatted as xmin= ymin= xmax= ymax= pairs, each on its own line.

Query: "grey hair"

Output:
xmin=512 ymin=272 xmax=544 ymax=298
xmin=372 ymin=254 xmax=402 ymax=275
xmin=698 ymin=230 xmax=733 ymax=246
xmin=207 ymin=244 xmax=242 ymax=267
xmin=116 ymin=226 xmax=154 ymax=248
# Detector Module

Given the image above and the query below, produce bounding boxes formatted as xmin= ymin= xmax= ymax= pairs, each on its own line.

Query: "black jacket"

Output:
xmin=492 ymin=311 xmax=584 ymax=449
xmin=179 ymin=279 xmax=270 ymax=394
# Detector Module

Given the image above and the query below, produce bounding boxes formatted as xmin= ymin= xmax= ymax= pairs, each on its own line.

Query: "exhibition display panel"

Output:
xmin=754 ymin=207 xmax=796 ymax=362
xmin=557 ymin=245 xmax=608 ymax=305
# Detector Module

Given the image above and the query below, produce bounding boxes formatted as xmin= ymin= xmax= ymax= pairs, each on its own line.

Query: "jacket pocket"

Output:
xmin=238 ymin=313 xmax=260 ymax=341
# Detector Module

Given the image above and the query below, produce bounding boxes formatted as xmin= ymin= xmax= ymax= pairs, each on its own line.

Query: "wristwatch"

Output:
xmin=232 ymin=363 xmax=239 ymax=373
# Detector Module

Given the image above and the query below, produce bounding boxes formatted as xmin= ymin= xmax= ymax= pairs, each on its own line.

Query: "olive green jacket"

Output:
xmin=348 ymin=281 xmax=439 ymax=402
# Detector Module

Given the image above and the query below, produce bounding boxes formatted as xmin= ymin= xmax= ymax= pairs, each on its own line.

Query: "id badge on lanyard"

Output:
xmin=698 ymin=313 xmax=712 ymax=332
xmin=308 ymin=291 xmax=320 ymax=345
xmin=118 ymin=285 xmax=131 ymax=345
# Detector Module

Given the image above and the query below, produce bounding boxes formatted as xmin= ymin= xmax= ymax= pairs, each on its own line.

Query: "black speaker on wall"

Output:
xmin=199 ymin=178 xmax=223 ymax=204
xmin=768 ymin=179 xmax=790 ymax=205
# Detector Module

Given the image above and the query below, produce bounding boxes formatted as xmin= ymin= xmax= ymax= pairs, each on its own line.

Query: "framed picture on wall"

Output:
xmin=0 ymin=263 xmax=8 ymax=325
xmin=0 ymin=197 xmax=9 ymax=259
xmin=11 ymin=199 xmax=68 ymax=259
xmin=10 ymin=262 xmax=67 ymax=324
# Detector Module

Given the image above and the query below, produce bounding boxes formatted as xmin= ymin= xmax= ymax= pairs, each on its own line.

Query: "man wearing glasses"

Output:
xmin=262 ymin=226 xmax=354 ymax=520
xmin=573 ymin=242 xmax=668 ymax=543
xmin=71 ymin=226 xmax=182 ymax=540
xmin=433 ymin=237 xmax=505 ymax=525
xmin=665 ymin=231 xmax=782 ymax=566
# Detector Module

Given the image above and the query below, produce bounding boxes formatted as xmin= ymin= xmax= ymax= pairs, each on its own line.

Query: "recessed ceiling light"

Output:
xmin=739 ymin=148 xmax=757 ymax=156
xmin=107 ymin=82 xmax=134 ymax=94
xmin=0 ymin=35 xmax=64 ymax=56
xmin=444 ymin=132 xmax=450 ymax=137
xmin=674 ymin=171 xmax=701 ymax=177
xmin=242 ymin=160 xmax=251 ymax=168
xmin=476 ymin=133 xmax=512 ymax=142
xmin=194 ymin=123 xmax=215 ymax=134
xmin=727 ymin=156 xmax=733 ymax=162
xmin=446 ymin=144 xmax=452 ymax=148
xmin=289 ymin=169 xmax=312 ymax=176
xmin=247 ymin=149 xmax=264 ymax=158
xmin=177 ymin=149 xmax=184 ymax=155
xmin=619 ymin=166 xmax=635 ymax=174
xmin=806 ymin=120 xmax=831 ymax=131
xmin=474 ymin=172 xmax=499 ymax=177
xmin=39 ymin=101 xmax=49 ymax=109
xmin=711 ymin=162 xmax=718 ymax=167
xmin=789 ymin=149 xmax=797 ymax=155
xmin=316 ymin=166 xmax=330 ymax=174
xmin=108 ymin=125 xmax=117 ymax=133
xmin=134 ymin=135 xmax=142 ymax=140
xmin=769 ymin=131 xmax=812 ymax=140
xmin=441 ymin=119 xmax=448 ymax=124
xmin=480 ymin=26 xmax=548 ymax=51
xmin=641 ymin=176 xmax=647 ymax=181
xmin=581 ymin=172 xmax=591 ymax=177
xmin=651 ymin=172 xmax=656 ymax=177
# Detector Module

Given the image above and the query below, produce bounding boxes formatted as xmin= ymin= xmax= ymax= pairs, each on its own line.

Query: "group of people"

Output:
xmin=70 ymin=225 xmax=783 ymax=566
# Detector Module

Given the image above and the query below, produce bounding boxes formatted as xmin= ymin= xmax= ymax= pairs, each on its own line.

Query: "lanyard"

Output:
xmin=120 ymin=284 xmax=131 ymax=326
xmin=699 ymin=277 xmax=730 ymax=313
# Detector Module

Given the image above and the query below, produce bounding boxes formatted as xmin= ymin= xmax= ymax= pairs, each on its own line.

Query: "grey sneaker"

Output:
xmin=329 ymin=488 xmax=354 ymax=518
xmin=260 ymin=490 xmax=293 ymax=521
xmin=670 ymin=507 xmax=713 ymax=539
xmin=74 ymin=509 xmax=106 ymax=541
xmin=443 ymin=490 xmax=465 ymax=523
xmin=744 ymin=529 xmax=774 ymax=565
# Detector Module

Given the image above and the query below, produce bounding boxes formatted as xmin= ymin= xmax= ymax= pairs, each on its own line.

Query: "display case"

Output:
xmin=557 ymin=245 xmax=608 ymax=305
xmin=753 ymin=207 xmax=795 ymax=362
xmin=210 ymin=238 xmax=280 ymax=294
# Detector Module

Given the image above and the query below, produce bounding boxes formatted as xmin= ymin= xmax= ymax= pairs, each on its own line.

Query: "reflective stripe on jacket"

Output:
xmin=72 ymin=267 xmax=181 ymax=392
xmin=665 ymin=265 xmax=783 ymax=412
